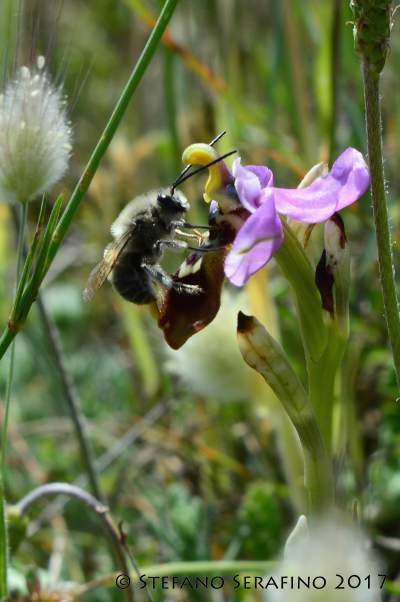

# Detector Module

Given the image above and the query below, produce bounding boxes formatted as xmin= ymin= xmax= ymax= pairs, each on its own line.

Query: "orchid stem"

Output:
xmin=362 ymin=63 xmax=400 ymax=390
xmin=295 ymin=412 xmax=334 ymax=512
xmin=0 ymin=201 xmax=28 ymax=599
xmin=307 ymin=324 xmax=347 ymax=452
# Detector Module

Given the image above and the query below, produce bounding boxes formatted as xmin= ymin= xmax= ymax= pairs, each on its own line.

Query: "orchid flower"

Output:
xmin=225 ymin=148 xmax=369 ymax=286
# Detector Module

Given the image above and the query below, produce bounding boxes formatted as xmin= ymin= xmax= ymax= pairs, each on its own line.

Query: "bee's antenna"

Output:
xmin=172 ymin=149 xmax=237 ymax=189
xmin=209 ymin=130 xmax=227 ymax=146
xmin=171 ymin=131 xmax=227 ymax=194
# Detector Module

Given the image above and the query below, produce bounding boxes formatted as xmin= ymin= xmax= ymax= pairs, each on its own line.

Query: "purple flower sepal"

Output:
xmin=225 ymin=148 xmax=370 ymax=286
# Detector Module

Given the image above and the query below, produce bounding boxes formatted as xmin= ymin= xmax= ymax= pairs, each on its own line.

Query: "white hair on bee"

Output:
xmin=0 ymin=54 xmax=72 ymax=203
xmin=110 ymin=189 xmax=188 ymax=240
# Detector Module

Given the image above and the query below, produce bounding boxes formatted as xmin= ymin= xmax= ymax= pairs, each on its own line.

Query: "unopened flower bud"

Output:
xmin=0 ymin=56 xmax=72 ymax=203
xmin=351 ymin=0 xmax=393 ymax=75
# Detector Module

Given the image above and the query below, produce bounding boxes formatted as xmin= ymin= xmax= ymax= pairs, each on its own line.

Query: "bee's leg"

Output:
xmin=157 ymin=240 xmax=224 ymax=253
xmin=175 ymin=229 xmax=202 ymax=240
xmin=173 ymin=282 xmax=203 ymax=295
xmin=175 ymin=229 xmax=208 ymax=244
xmin=155 ymin=239 xmax=189 ymax=253
xmin=171 ymin=221 xmax=215 ymax=231
xmin=142 ymin=262 xmax=202 ymax=295
xmin=142 ymin=262 xmax=174 ymax=289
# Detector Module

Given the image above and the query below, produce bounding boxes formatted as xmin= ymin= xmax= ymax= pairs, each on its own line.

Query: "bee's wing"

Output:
xmin=83 ymin=231 xmax=132 ymax=302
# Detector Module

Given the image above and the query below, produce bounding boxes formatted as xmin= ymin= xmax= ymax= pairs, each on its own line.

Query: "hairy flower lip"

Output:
xmin=224 ymin=148 xmax=370 ymax=286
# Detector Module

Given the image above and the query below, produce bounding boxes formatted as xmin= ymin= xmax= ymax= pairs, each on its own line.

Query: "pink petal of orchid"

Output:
xmin=232 ymin=157 xmax=273 ymax=212
xmin=271 ymin=148 xmax=369 ymax=223
xmin=224 ymin=191 xmax=283 ymax=286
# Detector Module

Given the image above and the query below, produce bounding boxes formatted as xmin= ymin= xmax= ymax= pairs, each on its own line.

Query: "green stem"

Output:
xmin=0 ymin=484 xmax=6 ymax=599
xmin=295 ymin=412 xmax=335 ymax=512
xmin=0 ymin=0 xmax=180 ymax=362
xmin=307 ymin=324 xmax=347 ymax=451
xmin=275 ymin=223 xmax=327 ymax=362
xmin=362 ymin=63 xmax=400 ymax=389
xmin=0 ymin=202 xmax=28 ymax=599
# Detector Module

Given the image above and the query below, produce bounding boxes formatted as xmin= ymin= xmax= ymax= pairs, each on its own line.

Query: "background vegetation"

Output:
xmin=0 ymin=0 xmax=400 ymax=600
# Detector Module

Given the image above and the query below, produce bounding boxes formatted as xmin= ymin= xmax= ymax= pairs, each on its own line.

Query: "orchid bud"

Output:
xmin=0 ymin=57 xmax=72 ymax=203
xmin=351 ymin=0 xmax=393 ymax=75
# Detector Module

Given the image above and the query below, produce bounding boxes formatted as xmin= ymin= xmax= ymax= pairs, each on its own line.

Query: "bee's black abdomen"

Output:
xmin=112 ymin=251 xmax=156 ymax=304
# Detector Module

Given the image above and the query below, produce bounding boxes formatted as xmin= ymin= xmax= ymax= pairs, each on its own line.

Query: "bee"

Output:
xmin=83 ymin=137 xmax=235 ymax=306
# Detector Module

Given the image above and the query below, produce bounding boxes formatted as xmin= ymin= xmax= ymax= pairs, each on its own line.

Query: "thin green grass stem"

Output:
xmin=362 ymin=63 xmax=400 ymax=390
xmin=0 ymin=201 xmax=28 ymax=599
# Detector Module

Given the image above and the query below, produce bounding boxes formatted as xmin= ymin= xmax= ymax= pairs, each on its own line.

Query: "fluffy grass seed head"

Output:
xmin=266 ymin=514 xmax=382 ymax=602
xmin=0 ymin=56 xmax=72 ymax=203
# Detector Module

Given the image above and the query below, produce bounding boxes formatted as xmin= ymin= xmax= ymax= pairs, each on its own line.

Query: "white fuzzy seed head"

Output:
xmin=0 ymin=56 xmax=72 ymax=203
xmin=265 ymin=514 xmax=382 ymax=602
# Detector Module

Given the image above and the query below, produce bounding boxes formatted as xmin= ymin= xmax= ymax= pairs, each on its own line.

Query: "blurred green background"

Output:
xmin=1 ymin=0 xmax=400 ymax=600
